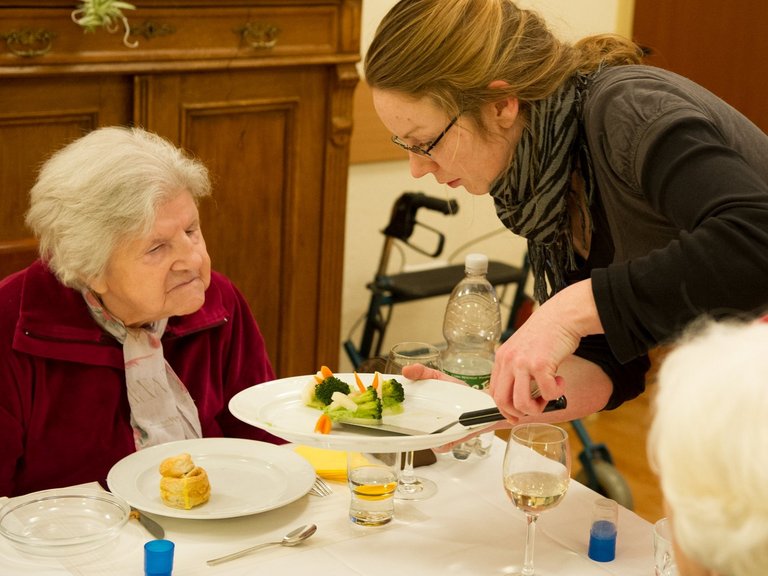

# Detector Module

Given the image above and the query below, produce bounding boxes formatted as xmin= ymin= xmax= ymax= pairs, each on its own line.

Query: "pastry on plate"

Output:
xmin=159 ymin=452 xmax=211 ymax=509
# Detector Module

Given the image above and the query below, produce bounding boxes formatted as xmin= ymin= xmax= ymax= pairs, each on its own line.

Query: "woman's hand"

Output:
xmin=401 ymin=363 xmax=509 ymax=453
xmin=432 ymin=420 xmax=511 ymax=453
xmin=400 ymin=363 xmax=463 ymax=383
xmin=489 ymin=279 xmax=604 ymax=418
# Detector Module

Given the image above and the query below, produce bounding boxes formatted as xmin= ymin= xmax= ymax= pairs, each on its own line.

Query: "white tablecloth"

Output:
xmin=0 ymin=438 xmax=654 ymax=575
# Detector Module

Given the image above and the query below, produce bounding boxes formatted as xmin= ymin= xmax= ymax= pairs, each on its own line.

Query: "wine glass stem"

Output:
xmin=522 ymin=513 xmax=538 ymax=576
xmin=399 ymin=451 xmax=419 ymax=488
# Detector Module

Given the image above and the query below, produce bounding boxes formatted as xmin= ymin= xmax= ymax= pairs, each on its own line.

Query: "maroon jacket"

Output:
xmin=0 ymin=260 xmax=285 ymax=497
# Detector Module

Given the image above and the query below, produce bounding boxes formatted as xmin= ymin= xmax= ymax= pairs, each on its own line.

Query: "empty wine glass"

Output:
xmin=384 ymin=341 xmax=441 ymax=500
xmin=502 ymin=423 xmax=570 ymax=576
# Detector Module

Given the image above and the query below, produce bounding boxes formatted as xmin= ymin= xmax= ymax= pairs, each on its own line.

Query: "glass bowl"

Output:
xmin=0 ymin=488 xmax=131 ymax=556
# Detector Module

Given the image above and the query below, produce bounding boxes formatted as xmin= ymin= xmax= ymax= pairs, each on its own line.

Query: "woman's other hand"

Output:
xmin=490 ymin=279 xmax=603 ymax=417
xmin=400 ymin=362 xmax=463 ymax=383
xmin=432 ymin=421 xmax=510 ymax=453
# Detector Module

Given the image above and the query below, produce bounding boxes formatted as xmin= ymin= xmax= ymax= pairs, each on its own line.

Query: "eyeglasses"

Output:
xmin=391 ymin=115 xmax=459 ymax=157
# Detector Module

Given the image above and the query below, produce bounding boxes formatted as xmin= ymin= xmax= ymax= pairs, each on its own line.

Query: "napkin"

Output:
xmin=294 ymin=445 xmax=349 ymax=481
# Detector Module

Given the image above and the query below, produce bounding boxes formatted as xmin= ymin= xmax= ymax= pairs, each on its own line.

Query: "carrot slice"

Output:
xmin=320 ymin=365 xmax=334 ymax=378
xmin=371 ymin=371 xmax=380 ymax=390
xmin=314 ymin=375 xmax=323 ymax=384
xmin=314 ymin=413 xmax=332 ymax=434
xmin=353 ymin=371 xmax=366 ymax=393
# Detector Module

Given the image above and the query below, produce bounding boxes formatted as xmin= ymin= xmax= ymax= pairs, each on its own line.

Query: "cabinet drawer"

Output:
xmin=0 ymin=6 xmax=340 ymax=67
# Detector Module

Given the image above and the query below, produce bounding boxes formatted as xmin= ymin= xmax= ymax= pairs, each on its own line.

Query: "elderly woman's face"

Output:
xmin=91 ymin=190 xmax=212 ymax=327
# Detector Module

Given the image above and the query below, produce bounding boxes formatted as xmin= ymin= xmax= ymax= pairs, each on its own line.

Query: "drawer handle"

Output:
xmin=238 ymin=22 xmax=280 ymax=49
xmin=133 ymin=20 xmax=176 ymax=40
xmin=0 ymin=28 xmax=55 ymax=57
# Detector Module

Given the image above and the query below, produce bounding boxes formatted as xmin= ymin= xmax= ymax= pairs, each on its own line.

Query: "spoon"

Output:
xmin=206 ymin=524 xmax=317 ymax=566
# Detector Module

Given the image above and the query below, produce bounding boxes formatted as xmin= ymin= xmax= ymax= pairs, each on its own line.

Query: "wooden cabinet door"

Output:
xmin=143 ymin=68 xmax=330 ymax=376
xmin=0 ymin=75 xmax=132 ymax=279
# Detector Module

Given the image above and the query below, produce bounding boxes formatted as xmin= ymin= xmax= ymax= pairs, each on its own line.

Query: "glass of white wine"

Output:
xmin=502 ymin=423 xmax=570 ymax=576
xmin=384 ymin=341 xmax=442 ymax=500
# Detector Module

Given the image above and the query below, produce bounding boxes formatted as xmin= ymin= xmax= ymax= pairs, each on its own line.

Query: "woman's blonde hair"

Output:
xmin=364 ymin=0 xmax=643 ymax=130
xmin=648 ymin=317 xmax=768 ymax=576
xmin=25 ymin=126 xmax=211 ymax=290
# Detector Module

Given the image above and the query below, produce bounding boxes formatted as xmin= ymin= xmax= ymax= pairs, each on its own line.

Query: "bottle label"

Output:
xmin=443 ymin=370 xmax=490 ymax=390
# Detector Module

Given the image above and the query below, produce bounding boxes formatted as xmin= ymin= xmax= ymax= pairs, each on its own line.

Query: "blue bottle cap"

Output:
xmin=588 ymin=519 xmax=617 ymax=562
xmin=144 ymin=539 xmax=175 ymax=576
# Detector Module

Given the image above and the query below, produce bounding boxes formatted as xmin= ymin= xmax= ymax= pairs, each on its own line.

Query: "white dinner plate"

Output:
xmin=229 ymin=373 xmax=497 ymax=452
xmin=106 ymin=438 xmax=315 ymax=519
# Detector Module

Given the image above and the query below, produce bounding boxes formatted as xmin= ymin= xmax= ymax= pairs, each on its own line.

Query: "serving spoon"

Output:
xmin=206 ymin=524 xmax=317 ymax=566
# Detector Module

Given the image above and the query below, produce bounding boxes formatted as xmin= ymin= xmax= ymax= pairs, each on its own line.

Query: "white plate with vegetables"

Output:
xmin=229 ymin=372 xmax=497 ymax=452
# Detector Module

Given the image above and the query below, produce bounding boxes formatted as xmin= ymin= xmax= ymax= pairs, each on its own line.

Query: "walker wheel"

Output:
xmin=575 ymin=459 xmax=634 ymax=510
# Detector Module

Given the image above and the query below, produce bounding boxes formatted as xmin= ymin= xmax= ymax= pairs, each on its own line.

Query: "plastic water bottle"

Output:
xmin=441 ymin=253 xmax=501 ymax=459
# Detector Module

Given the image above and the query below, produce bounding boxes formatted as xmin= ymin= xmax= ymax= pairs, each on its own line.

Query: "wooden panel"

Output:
xmin=318 ymin=63 xmax=359 ymax=366
xmin=187 ymin=104 xmax=292 ymax=370
xmin=0 ymin=239 xmax=38 ymax=280
xmin=0 ymin=75 xmax=132 ymax=280
xmin=633 ymin=0 xmax=768 ymax=132
xmin=350 ymin=80 xmax=405 ymax=164
xmin=147 ymin=68 xmax=328 ymax=377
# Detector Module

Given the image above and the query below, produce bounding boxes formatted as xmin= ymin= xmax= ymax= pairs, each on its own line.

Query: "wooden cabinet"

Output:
xmin=0 ymin=0 xmax=361 ymax=377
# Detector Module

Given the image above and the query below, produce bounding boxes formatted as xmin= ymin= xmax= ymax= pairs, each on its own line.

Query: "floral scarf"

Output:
xmin=489 ymin=74 xmax=596 ymax=303
xmin=83 ymin=290 xmax=202 ymax=449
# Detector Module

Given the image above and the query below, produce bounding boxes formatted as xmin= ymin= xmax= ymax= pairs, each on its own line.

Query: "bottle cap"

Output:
xmin=145 ymin=539 xmax=175 ymax=576
xmin=588 ymin=498 xmax=618 ymax=562
xmin=464 ymin=253 xmax=488 ymax=274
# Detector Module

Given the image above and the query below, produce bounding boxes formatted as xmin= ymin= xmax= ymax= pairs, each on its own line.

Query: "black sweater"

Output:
xmin=576 ymin=65 xmax=768 ymax=409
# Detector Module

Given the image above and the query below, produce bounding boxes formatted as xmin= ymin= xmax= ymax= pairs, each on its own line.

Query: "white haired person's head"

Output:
xmin=648 ymin=317 xmax=768 ymax=576
xmin=25 ymin=126 xmax=210 ymax=290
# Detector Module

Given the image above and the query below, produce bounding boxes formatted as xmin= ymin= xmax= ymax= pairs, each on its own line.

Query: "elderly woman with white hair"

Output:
xmin=648 ymin=317 xmax=768 ymax=576
xmin=0 ymin=126 xmax=283 ymax=497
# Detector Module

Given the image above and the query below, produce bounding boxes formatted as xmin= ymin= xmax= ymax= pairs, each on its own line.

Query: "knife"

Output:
xmin=98 ymin=479 xmax=165 ymax=539
xmin=337 ymin=395 xmax=567 ymax=436
xmin=130 ymin=507 xmax=165 ymax=539
xmin=436 ymin=394 xmax=567 ymax=432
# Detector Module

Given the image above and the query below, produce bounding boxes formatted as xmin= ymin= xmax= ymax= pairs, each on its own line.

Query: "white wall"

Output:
xmin=339 ymin=0 xmax=625 ymax=371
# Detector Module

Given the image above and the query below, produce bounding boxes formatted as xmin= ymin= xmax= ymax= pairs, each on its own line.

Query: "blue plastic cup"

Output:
xmin=144 ymin=539 xmax=175 ymax=576
xmin=588 ymin=498 xmax=618 ymax=562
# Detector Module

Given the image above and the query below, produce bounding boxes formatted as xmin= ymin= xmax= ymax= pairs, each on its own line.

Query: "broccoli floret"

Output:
xmin=380 ymin=378 xmax=405 ymax=414
xmin=381 ymin=378 xmax=405 ymax=403
xmin=350 ymin=385 xmax=378 ymax=405
xmin=325 ymin=397 xmax=383 ymax=423
xmin=314 ymin=376 xmax=351 ymax=406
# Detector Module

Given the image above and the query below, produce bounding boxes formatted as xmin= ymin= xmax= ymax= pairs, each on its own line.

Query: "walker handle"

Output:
xmin=383 ymin=191 xmax=458 ymax=242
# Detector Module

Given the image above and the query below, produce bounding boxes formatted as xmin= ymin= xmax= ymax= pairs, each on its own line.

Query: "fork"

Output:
xmin=309 ymin=476 xmax=333 ymax=497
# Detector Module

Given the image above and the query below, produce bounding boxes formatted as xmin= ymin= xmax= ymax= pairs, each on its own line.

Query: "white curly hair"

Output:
xmin=25 ymin=126 xmax=211 ymax=289
xmin=648 ymin=317 xmax=768 ymax=576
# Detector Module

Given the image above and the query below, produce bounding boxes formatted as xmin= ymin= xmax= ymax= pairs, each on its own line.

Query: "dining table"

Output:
xmin=0 ymin=436 xmax=656 ymax=576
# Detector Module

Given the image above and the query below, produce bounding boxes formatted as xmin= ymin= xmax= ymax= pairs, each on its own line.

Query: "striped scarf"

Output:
xmin=490 ymin=75 xmax=595 ymax=303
